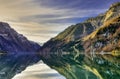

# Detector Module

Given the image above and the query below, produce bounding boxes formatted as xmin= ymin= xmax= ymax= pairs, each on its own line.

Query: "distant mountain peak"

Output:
xmin=103 ymin=2 xmax=120 ymax=22
xmin=0 ymin=22 xmax=41 ymax=53
xmin=110 ymin=2 xmax=120 ymax=8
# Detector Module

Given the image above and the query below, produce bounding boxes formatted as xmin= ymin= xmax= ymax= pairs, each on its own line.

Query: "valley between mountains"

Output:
xmin=0 ymin=2 xmax=120 ymax=79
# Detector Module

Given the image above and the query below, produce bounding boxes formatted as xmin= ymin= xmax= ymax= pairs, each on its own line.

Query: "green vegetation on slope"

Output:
xmin=40 ymin=2 xmax=120 ymax=79
xmin=84 ymin=16 xmax=120 ymax=55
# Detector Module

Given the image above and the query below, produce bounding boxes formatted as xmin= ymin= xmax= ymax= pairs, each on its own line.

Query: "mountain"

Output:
xmin=0 ymin=22 xmax=41 ymax=53
xmin=0 ymin=22 xmax=41 ymax=79
xmin=40 ymin=2 xmax=120 ymax=56
xmin=40 ymin=2 xmax=120 ymax=79
xmin=84 ymin=16 xmax=120 ymax=55
xmin=40 ymin=13 xmax=104 ymax=56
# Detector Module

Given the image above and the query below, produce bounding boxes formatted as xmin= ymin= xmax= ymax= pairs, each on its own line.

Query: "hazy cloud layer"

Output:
xmin=0 ymin=0 xmax=119 ymax=43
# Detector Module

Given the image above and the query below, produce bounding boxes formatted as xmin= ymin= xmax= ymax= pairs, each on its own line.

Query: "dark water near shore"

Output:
xmin=0 ymin=53 xmax=120 ymax=79
xmin=42 ymin=54 xmax=120 ymax=79
xmin=0 ymin=54 xmax=65 ymax=79
xmin=0 ymin=54 xmax=40 ymax=79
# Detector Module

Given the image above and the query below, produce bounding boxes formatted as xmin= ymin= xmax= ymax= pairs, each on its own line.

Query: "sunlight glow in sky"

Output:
xmin=0 ymin=0 xmax=119 ymax=43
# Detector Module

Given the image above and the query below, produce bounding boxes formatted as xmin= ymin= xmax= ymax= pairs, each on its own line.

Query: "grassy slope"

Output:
xmin=41 ymin=2 xmax=120 ymax=79
xmin=83 ymin=16 xmax=120 ymax=55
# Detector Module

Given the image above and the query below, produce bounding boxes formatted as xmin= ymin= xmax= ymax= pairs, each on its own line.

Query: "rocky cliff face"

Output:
xmin=0 ymin=22 xmax=41 ymax=79
xmin=40 ymin=2 xmax=120 ymax=55
xmin=0 ymin=22 xmax=40 ymax=53
xmin=104 ymin=2 xmax=120 ymax=22
xmin=40 ymin=2 xmax=120 ymax=79
xmin=40 ymin=14 xmax=104 ymax=56
xmin=84 ymin=16 xmax=120 ymax=55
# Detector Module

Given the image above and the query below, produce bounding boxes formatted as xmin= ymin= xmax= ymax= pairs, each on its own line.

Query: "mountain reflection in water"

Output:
xmin=0 ymin=54 xmax=40 ymax=79
xmin=12 ymin=61 xmax=66 ymax=79
xmin=0 ymin=54 xmax=65 ymax=79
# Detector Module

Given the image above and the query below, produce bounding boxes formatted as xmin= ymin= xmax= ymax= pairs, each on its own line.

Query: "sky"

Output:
xmin=0 ymin=0 xmax=120 ymax=43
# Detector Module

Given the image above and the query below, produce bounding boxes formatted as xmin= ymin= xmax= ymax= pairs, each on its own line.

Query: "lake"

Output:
xmin=12 ymin=61 xmax=66 ymax=79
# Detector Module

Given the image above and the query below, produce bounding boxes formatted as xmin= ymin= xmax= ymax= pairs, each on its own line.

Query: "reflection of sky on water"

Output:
xmin=12 ymin=61 xmax=66 ymax=79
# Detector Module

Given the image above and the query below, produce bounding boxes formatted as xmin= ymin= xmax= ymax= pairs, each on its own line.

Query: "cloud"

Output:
xmin=0 ymin=0 xmax=119 ymax=43
xmin=35 ymin=0 xmax=120 ymax=9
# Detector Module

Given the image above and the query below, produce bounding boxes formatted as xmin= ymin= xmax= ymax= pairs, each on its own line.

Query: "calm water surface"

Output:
xmin=12 ymin=61 xmax=66 ymax=79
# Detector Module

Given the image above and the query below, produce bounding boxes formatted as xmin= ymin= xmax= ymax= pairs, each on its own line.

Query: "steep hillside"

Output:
xmin=40 ymin=2 xmax=120 ymax=79
xmin=84 ymin=16 xmax=120 ymax=55
xmin=41 ymin=14 xmax=104 ymax=56
xmin=0 ymin=22 xmax=41 ymax=79
xmin=0 ymin=22 xmax=40 ymax=53
xmin=40 ymin=2 xmax=120 ymax=56
xmin=104 ymin=2 xmax=120 ymax=21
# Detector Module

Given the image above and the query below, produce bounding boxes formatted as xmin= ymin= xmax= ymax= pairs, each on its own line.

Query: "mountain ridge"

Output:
xmin=0 ymin=22 xmax=41 ymax=79
xmin=40 ymin=2 xmax=120 ymax=55
xmin=83 ymin=16 xmax=120 ymax=55
xmin=39 ymin=2 xmax=120 ymax=79
xmin=0 ymin=22 xmax=41 ymax=53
